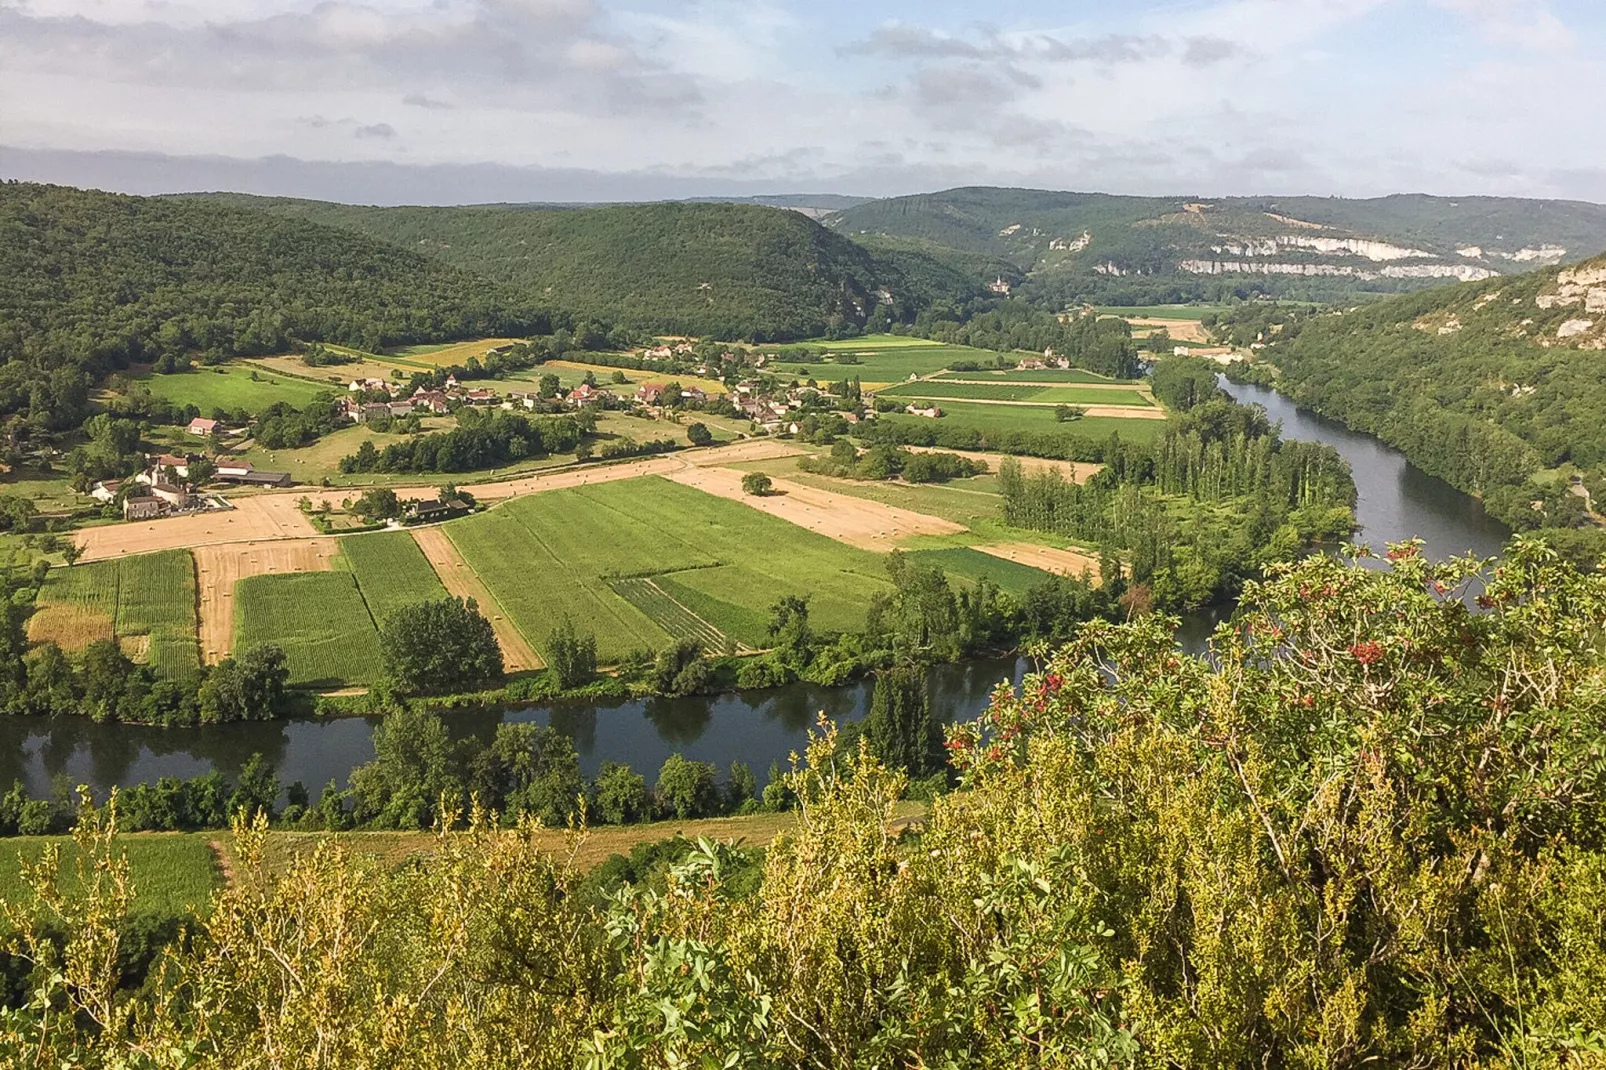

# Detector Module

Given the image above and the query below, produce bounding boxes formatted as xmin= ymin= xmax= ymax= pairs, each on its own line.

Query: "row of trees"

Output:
xmin=339 ymin=410 xmax=586 ymax=474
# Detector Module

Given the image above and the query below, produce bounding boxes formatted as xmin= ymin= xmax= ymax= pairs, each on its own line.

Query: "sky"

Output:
xmin=2 ymin=0 xmax=1604 ymax=205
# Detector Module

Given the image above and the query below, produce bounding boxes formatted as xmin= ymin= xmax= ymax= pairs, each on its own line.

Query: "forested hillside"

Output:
xmin=202 ymin=195 xmax=982 ymax=340
xmin=1245 ymin=253 xmax=1606 ymax=531
xmin=830 ymin=187 xmax=1606 ymax=307
xmin=0 ymin=182 xmax=551 ymax=429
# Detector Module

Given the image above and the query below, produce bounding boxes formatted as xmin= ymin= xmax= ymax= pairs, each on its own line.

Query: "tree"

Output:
xmin=651 ymin=639 xmax=709 ymax=697
xmin=229 ymin=752 xmax=280 ymax=821
xmin=538 ymin=373 xmax=560 ymax=399
xmin=593 ymin=761 xmax=648 ymax=824
xmin=60 ymin=543 xmax=83 ymax=567
xmin=1053 ymin=404 xmax=1084 ymax=423
xmin=188 ymin=456 xmax=217 ymax=484
xmin=864 ymin=664 xmax=940 ymax=776
xmin=198 ymin=644 xmax=291 ymax=724
xmin=378 ymin=596 xmax=504 ymax=694
xmin=767 ymin=595 xmax=812 ymax=672
xmin=353 ymin=487 xmax=401 ymax=520
xmin=686 ymin=422 xmax=713 ymax=446
xmin=348 ymin=705 xmax=457 ymax=828
xmin=741 ymin=472 xmax=774 ymax=496
xmin=542 ymin=615 xmax=597 ymax=690
xmin=654 ymin=754 xmax=720 ymax=819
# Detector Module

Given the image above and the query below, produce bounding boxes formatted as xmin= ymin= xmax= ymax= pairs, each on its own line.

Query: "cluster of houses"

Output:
xmin=338 ymin=374 xmax=502 ymax=423
xmin=91 ymin=452 xmax=292 ymax=521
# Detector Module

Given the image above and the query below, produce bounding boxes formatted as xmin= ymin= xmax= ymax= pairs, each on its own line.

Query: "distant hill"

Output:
xmin=0 ymin=182 xmax=549 ymax=380
xmin=199 ymin=195 xmax=980 ymax=340
xmin=828 ymin=187 xmax=1606 ymax=306
xmin=1250 ymin=251 xmax=1606 ymax=528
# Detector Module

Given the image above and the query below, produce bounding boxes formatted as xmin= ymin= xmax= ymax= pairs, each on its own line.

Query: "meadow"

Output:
xmin=0 ymin=834 xmax=220 ymax=917
xmin=799 ymin=340 xmax=1003 ymax=386
xmin=1092 ymin=305 xmax=1229 ymax=320
xmin=235 ymin=572 xmax=384 ymax=688
xmin=879 ymin=404 xmax=1166 ymax=443
xmin=137 ymin=365 xmax=330 ymax=415
xmin=339 ymin=530 xmax=449 ymax=625
xmin=447 ymin=477 xmax=891 ymax=658
xmin=387 ymin=338 xmax=526 ymax=366
xmin=931 ymin=368 xmax=1125 ymax=384
xmin=903 ymin=547 xmax=1053 ymax=596
xmin=879 ymin=382 xmax=1154 ymax=406
xmin=29 ymin=552 xmax=199 ymax=679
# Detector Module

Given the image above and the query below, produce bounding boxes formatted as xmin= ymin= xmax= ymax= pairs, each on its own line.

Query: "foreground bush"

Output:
xmin=4 ymin=537 xmax=1606 ymax=1066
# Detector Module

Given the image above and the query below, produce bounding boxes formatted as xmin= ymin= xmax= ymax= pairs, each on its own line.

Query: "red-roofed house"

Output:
xmin=186 ymin=417 xmax=219 ymax=437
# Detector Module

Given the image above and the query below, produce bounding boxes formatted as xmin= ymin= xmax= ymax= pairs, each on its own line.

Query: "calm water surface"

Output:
xmin=0 ymin=382 xmax=1507 ymax=795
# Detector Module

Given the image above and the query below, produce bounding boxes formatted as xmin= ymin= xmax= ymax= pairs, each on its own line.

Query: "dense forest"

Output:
xmin=0 ymin=182 xmax=558 ymax=439
xmin=6 ymin=540 xmax=1606 ymax=1065
xmin=1243 ymin=252 xmax=1606 ymax=531
xmin=197 ymin=194 xmax=984 ymax=341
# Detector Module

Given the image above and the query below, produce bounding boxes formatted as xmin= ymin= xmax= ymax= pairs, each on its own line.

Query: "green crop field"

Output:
xmin=905 ymin=547 xmax=1053 ymax=596
xmin=1093 ymin=305 xmax=1229 ymax=320
xmin=31 ymin=552 xmax=199 ymax=678
xmin=235 ymin=572 xmax=384 ymax=688
xmin=932 ymin=368 xmax=1125 ymax=384
xmin=879 ymin=382 xmax=1153 ymax=407
xmin=116 ymin=551 xmax=201 ymax=679
xmin=137 ymin=365 xmax=330 ymax=415
xmin=610 ymin=577 xmax=734 ymax=651
xmin=447 ymin=477 xmax=891 ymax=659
xmin=812 ymin=334 xmax=942 ymax=350
xmin=339 ymin=531 xmax=448 ymax=626
xmin=0 ymin=834 xmax=220 ymax=917
xmin=880 ymin=404 xmax=1166 ymax=443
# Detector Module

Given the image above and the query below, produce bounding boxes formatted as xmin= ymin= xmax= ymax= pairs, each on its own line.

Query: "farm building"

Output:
xmin=89 ymin=480 xmax=122 ymax=504
xmin=406 ymin=499 xmax=471 ymax=523
xmin=411 ymin=389 xmax=451 ymax=415
xmin=186 ymin=417 xmax=219 ymax=437
xmin=348 ymin=377 xmax=390 ymax=394
xmin=148 ymin=483 xmax=193 ymax=508
xmin=636 ymin=383 xmax=666 ymax=405
xmin=123 ymin=498 xmax=167 ymax=521
xmin=214 ymin=465 xmax=292 ymax=487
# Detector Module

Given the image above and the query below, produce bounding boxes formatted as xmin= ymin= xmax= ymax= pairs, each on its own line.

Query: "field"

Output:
xmin=387 ymin=338 xmax=526 ymax=366
xmin=905 ymin=547 xmax=1053 ymax=596
xmin=28 ymin=552 xmax=199 ymax=678
xmin=796 ymin=338 xmax=1004 ymax=386
xmin=137 ymin=365 xmax=330 ymax=415
xmin=235 ymin=572 xmax=384 ymax=688
xmin=540 ymin=360 xmax=731 ymax=397
xmin=931 ymin=368 xmax=1124 ymax=384
xmin=880 ymin=405 xmax=1166 ymax=442
xmin=447 ymin=477 xmax=893 ymax=658
xmin=879 ymin=382 xmax=1154 ymax=407
xmin=338 ymin=530 xmax=449 ymax=626
xmin=813 ymin=334 xmax=941 ymax=350
xmin=0 ymin=834 xmax=220 ymax=917
xmin=1092 ymin=305 xmax=1230 ymax=320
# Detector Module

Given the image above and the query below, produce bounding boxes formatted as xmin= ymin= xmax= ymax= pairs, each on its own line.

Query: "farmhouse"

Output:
xmin=411 ymin=389 xmax=451 ymax=415
xmin=361 ymin=402 xmax=394 ymax=423
xmin=148 ymin=483 xmax=192 ymax=508
xmin=406 ymin=498 xmax=471 ymax=523
xmin=89 ymin=480 xmax=122 ymax=504
xmin=186 ymin=417 xmax=219 ymax=437
xmin=636 ymin=383 xmax=666 ymax=405
xmin=348 ymin=377 xmax=390 ymax=394
xmin=906 ymin=404 xmax=943 ymax=419
xmin=461 ymin=388 xmax=499 ymax=407
xmin=503 ymin=391 xmax=538 ymax=411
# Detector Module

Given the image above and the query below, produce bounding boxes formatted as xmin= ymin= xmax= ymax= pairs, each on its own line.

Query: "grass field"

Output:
xmin=931 ymin=368 xmax=1125 ymax=384
xmin=339 ymin=530 xmax=449 ymax=626
xmin=388 ymin=338 xmax=526 ymax=366
xmin=879 ymin=382 xmax=1153 ymax=406
xmin=235 ymin=572 xmax=384 ymax=688
xmin=30 ymin=552 xmax=199 ymax=678
xmin=812 ymin=334 xmax=940 ymax=350
xmin=1092 ymin=305 xmax=1228 ymax=320
xmin=138 ymin=365 xmax=331 ymax=415
xmin=447 ymin=477 xmax=891 ymax=658
xmin=880 ymin=405 xmax=1166 ymax=443
xmin=0 ymin=834 xmax=220 ymax=917
xmin=905 ymin=547 xmax=1053 ymax=596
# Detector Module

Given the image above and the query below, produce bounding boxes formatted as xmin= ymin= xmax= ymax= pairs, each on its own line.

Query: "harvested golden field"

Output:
xmin=665 ymin=465 xmax=965 ymax=550
xmin=27 ymin=602 xmax=115 ymax=650
xmin=903 ymin=446 xmax=1103 ymax=484
xmin=76 ymin=498 xmax=322 ymax=562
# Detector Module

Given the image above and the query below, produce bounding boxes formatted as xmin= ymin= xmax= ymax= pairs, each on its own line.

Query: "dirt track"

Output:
xmin=975 ymin=542 xmax=1102 ymax=581
xmin=410 ymin=526 xmax=543 ymax=671
xmin=903 ymin=446 xmax=1102 ymax=484
xmin=193 ymin=540 xmax=339 ymax=664
xmin=666 ymin=466 xmax=965 ymax=550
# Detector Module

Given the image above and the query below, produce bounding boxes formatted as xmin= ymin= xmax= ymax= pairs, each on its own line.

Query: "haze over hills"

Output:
xmin=193 ymin=194 xmax=981 ymax=340
xmin=828 ymin=187 xmax=1606 ymax=305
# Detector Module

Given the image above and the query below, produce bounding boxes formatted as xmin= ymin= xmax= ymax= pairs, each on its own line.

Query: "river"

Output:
xmin=0 ymin=382 xmax=1509 ymax=796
